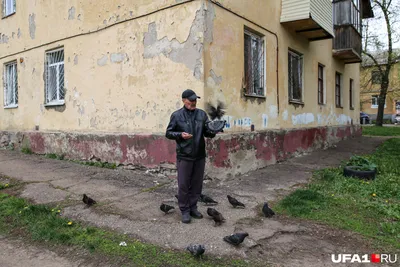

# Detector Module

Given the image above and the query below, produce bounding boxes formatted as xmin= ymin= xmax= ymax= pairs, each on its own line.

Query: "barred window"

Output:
xmin=318 ymin=63 xmax=325 ymax=105
xmin=288 ymin=50 xmax=303 ymax=102
xmin=45 ymin=48 xmax=65 ymax=105
xmin=3 ymin=0 xmax=16 ymax=17
xmin=3 ymin=61 xmax=18 ymax=108
xmin=349 ymin=79 xmax=354 ymax=109
xmin=244 ymin=29 xmax=265 ymax=96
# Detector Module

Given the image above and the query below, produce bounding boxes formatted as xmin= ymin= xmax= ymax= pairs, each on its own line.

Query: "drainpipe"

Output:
xmin=208 ymin=0 xmax=280 ymax=114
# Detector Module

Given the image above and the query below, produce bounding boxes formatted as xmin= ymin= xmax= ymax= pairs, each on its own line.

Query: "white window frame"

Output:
xmin=3 ymin=60 xmax=18 ymax=108
xmin=288 ymin=49 xmax=304 ymax=103
xmin=244 ymin=28 xmax=265 ymax=97
xmin=371 ymin=95 xmax=386 ymax=109
xmin=3 ymin=0 xmax=16 ymax=17
xmin=45 ymin=48 xmax=65 ymax=106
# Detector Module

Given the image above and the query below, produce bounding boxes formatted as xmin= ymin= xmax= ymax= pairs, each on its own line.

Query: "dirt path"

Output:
xmin=0 ymin=136 xmax=394 ymax=266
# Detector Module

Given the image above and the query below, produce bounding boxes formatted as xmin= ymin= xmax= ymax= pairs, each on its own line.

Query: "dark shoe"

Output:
xmin=190 ymin=209 xmax=203 ymax=219
xmin=182 ymin=213 xmax=191 ymax=224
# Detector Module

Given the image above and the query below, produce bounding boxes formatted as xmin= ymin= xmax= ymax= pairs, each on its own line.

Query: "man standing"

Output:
xmin=166 ymin=89 xmax=216 ymax=223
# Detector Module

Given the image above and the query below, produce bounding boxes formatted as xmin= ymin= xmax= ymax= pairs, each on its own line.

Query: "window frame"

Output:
xmin=2 ymin=0 xmax=16 ymax=18
xmin=3 ymin=60 xmax=18 ymax=108
xmin=288 ymin=49 xmax=304 ymax=104
xmin=349 ymin=78 xmax=354 ymax=110
xmin=371 ymin=70 xmax=381 ymax=84
xmin=335 ymin=72 xmax=342 ymax=108
xmin=318 ymin=63 xmax=325 ymax=105
xmin=243 ymin=28 xmax=266 ymax=98
xmin=44 ymin=47 xmax=65 ymax=106
xmin=371 ymin=95 xmax=386 ymax=109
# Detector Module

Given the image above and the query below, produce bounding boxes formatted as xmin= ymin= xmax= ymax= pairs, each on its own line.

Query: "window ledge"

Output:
xmin=350 ymin=107 xmax=355 ymax=110
xmin=44 ymin=101 xmax=65 ymax=107
xmin=289 ymin=100 xmax=304 ymax=105
xmin=4 ymin=104 xmax=18 ymax=109
xmin=336 ymin=106 xmax=343 ymax=109
xmin=244 ymin=93 xmax=266 ymax=99
xmin=2 ymin=12 xmax=16 ymax=19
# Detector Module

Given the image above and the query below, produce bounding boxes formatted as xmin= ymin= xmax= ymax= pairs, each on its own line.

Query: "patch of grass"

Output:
xmin=362 ymin=126 xmax=400 ymax=136
xmin=45 ymin=153 xmax=65 ymax=160
xmin=275 ymin=138 xmax=400 ymax=251
xmin=0 ymin=193 xmax=251 ymax=266
xmin=21 ymin=147 xmax=33 ymax=154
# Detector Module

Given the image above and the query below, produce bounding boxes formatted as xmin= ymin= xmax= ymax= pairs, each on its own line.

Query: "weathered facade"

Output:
xmin=1 ymin=0 xmax=372 ymax=178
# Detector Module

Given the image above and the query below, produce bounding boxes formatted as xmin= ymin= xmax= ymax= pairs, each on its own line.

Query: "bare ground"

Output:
xmin=0 ymin=136 xmax=395 ymax=266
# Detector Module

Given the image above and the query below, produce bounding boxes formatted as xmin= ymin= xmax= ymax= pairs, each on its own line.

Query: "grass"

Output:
xmin=0 ymin=192 xmax=250 ymax=267
xmin=362 ymin=126 xmax=400 ymax=136
xmin=275 ymin=138 xmax=400 ymax=251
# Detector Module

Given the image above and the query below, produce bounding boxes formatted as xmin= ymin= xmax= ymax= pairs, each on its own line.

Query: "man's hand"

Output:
xmin=181 ymin=132 xmax=193 ymax=139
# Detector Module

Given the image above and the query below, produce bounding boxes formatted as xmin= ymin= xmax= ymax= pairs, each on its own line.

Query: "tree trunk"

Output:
xmin=376 ymin=80 xmax=389 ymax=126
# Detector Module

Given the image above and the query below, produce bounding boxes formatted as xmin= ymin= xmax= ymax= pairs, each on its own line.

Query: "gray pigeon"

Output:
xmin=187 ymin=244 xmax=205 ymax=257
xmin=227 ymin=195 xmax=245 ymax=208
xmin=200 ymin=194 xmax=218 ymax=205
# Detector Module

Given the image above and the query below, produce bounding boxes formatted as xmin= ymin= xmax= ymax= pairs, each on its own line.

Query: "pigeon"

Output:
xmin=160 ymin=203 xmax=175 ymax=214
xmin=206 ymin=101 xmax=226 ymax=120
xmin=199 ymin=194 xmax=218 ymax=205
xmin=186 ymin=244 xmax=205 ymax=257
xmin=223 ymin=232 xmax=249 ymax=246
xmin=207 ymin=208 xmax=225 ymax=226
xmin=82 ymin=194 xmax=97 ymax=206
xmin=227 ymin=195 xmax=245 ymax=208
xmin=262 ymin=202 xmax=275 ymax=218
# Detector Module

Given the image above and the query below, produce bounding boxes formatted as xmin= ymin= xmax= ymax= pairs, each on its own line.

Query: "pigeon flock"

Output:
xmin=162 ymin=193 xmax=275 ymax=257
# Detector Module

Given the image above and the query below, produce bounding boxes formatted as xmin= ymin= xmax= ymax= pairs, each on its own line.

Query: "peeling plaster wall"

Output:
xmin=0 ymin=0 xmax=204 ymax=133
xmin=203 ymin=0 xmax=361 ymax=132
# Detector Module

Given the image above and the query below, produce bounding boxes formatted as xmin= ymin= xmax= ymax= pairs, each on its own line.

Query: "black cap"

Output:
xmin=182 ymin=89 xmax=200 ymax=101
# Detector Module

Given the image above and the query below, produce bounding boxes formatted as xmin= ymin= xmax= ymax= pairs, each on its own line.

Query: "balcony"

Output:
xmin=280 ymin=0 xmax=334 ymax=41
xmin=332 ymin=0 xmax=374 ymax=64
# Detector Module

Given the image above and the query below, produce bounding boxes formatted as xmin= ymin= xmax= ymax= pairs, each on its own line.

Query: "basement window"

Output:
xmin=3 ymin=60 xmax=18 ymax=108
xmin=244 ymin=28 xmax=265 ymax=97
xmin=45 ymin=48 xmax=65 ymax=106
xmin=2 ymin=0 xmax=16 ymax=17
xmin=288 ymin=49 xmax=303 ymax=104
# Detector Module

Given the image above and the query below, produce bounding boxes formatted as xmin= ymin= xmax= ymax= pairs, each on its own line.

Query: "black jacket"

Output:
xmin=166 ymin=107 xmax=216 ymax=160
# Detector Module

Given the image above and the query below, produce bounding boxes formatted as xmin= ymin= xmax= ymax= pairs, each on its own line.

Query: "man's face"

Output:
xmin=183 ymin=98 xmax=197 ymax=110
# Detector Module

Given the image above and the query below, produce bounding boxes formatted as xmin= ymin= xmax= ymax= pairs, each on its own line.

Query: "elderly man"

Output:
xmin=165 ymin=89 xmax=216 ymax=223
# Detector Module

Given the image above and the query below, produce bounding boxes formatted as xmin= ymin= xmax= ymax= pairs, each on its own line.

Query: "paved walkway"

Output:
xmin=0 ymin=136 xmax=390 ymax=266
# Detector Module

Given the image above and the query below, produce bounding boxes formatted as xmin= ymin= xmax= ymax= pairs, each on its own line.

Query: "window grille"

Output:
xmin=45 ymin=48 xmax=65 ymax=105
xmin=288 ymin=50 xmax=303 ymax=102
xmin=244 ymin=29 xmax=265 ymax=96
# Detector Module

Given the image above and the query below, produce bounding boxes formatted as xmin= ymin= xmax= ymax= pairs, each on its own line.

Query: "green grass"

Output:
xmin=275 ymin=138 xmax=400 ymax=250
xmin=362 ymin=126 xmax=400 ymax=136
xmin=0 ymin=193 xmax=250 ymax=267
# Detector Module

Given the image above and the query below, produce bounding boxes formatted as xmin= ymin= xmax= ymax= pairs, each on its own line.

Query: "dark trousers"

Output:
xmin=177 ymin=158 xmax=205 ymax=214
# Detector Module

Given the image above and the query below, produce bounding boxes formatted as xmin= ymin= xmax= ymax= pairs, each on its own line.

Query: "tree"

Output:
xmin=362 ymin=0 xmax=400 ymax=126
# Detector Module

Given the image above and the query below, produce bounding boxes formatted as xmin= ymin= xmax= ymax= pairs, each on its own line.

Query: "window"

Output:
xmin=3 ymin=0 xmax=15 ymax=17
xmin=3 ymin=61 xmax=18 ymax=108
xmin=45 ymin=48 xmax=65 ymax=105
xmin=244 ymin=29 xmax=265 ymax=97
xmin=288 ymin=49 xmax=303 ymax=103
xmin=371 ymin=70 xmax=381 ymax=84
xmin=371 ymin=95 xmax=386 ymax=108
xmin=349 ymin=79 xmax=354 ymax=109
xmin=318 ymin=63 xmax=325 ymax=105
xmin=335 ymin=72 xmax=342 ymax=107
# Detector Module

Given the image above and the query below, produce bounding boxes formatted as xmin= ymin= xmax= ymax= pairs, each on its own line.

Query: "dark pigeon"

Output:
xmin=160 ymin=203 xmax=175 ymax=214
xmin=82 ymin=194 xmax=97 ymax=206
xmin=262 ymin=202 xmax=275 ymax=218
xmin=200 ymin=194 xmax=218 ymax=205
xmin=223 ymin=232 xmax=249 ymax=246
xmin=227 ymin=195 xmax=245 ymax=208
xmin=206 ymin=101 xmax=226 ymax=120
xmin=207 ymin=208 xmax=225 ymax=226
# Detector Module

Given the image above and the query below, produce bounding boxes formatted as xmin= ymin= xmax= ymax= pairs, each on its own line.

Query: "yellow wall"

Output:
xmin=1 ymin=0 xmax=361 ymax=134
xmin=360 ymin=63 xmax=400 ymax=115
